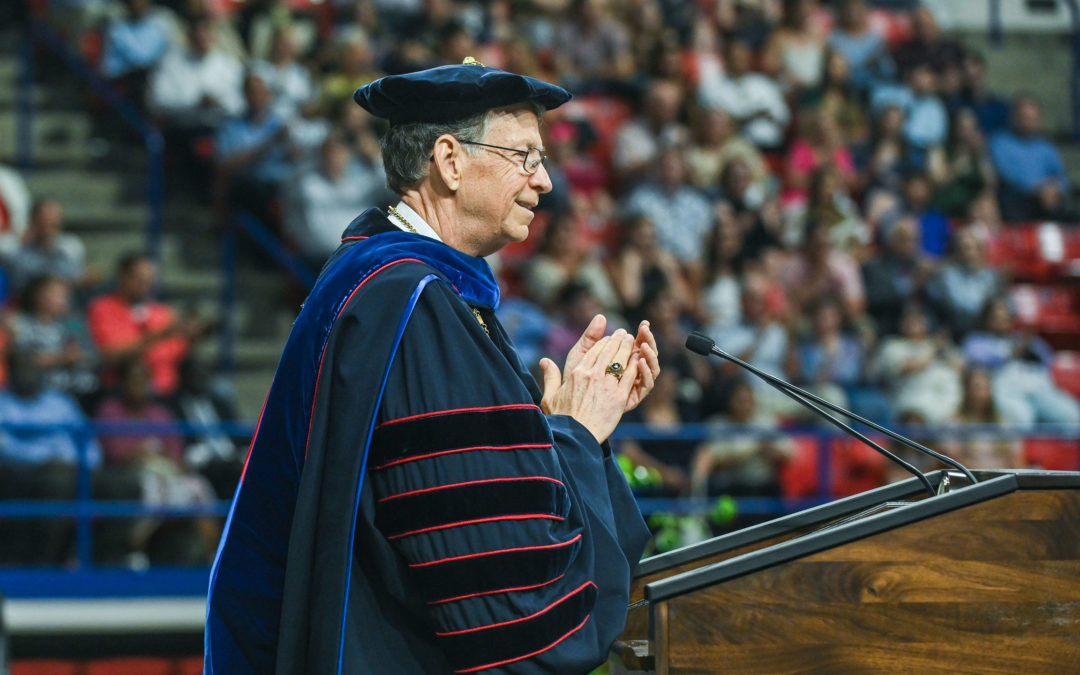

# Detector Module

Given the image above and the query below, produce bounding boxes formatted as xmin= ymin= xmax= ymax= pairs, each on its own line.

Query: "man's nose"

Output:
xmin=530 ymin=162 xmax=553 ymax=194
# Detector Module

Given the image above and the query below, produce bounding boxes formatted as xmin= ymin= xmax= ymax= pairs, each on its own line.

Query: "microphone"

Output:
xmin=686 ymin=332 xmax=977 ymax=498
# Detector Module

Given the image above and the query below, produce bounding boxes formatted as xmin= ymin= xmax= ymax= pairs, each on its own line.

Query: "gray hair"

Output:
xmin=380 ymin=101 xmax=544 ymax=194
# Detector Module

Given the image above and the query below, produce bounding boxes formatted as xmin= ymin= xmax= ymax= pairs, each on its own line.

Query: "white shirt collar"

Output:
xmin=391 ymin=201 xmax=443 ymax=242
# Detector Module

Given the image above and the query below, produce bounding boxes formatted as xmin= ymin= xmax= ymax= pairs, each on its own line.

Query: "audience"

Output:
xmin=4 ymin=0 xmax=1075 ymax=563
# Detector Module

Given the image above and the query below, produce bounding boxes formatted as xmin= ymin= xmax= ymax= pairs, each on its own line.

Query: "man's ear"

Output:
xmin=431 ymin=134 xmax=463 ymax=191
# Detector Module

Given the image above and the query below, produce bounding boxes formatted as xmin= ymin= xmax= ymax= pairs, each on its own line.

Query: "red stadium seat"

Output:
xmin=1009 ymin=283 xmax=1080 ymax=349
xmin=10 ymin=661 xmax=79 ymax=675
xmin=84 ymin=658 xmax=174 ymax=675
xmin=780 ymin=435 xmax=887 ymax=498
xmin=560 ymin=95 xmax=633 ymax=171
xmin=1024 ymin=438 xmax=1080 ymax=471
xmin=1052 ymin=351 xmax=1080 ymax=399
xmin=175 ymin=656 xmax=204 ymax=675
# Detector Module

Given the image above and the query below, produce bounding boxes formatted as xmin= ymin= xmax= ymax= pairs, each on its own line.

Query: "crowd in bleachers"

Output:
xmin=2 ymin=0 xmax=1080 ymax=562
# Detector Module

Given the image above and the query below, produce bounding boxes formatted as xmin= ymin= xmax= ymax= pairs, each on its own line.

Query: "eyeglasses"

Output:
xmin=459 ymin=140 xmax=547 ymax=175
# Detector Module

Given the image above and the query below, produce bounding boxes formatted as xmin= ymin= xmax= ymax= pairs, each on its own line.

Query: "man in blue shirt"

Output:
xmin=989 ymin=96 xmax=1073 ymax=222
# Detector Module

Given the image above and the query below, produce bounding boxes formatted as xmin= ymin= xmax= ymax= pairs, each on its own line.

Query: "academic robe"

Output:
xmin=205 ymin=207 xmax=650 ymax=674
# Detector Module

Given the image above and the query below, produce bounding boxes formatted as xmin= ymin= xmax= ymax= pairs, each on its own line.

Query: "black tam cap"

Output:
xmin=354 ymin=59 xmax=572 ymax=125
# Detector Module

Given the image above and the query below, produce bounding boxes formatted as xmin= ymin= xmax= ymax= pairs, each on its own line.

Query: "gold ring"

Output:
xmin=605 ymin=362 xmax=624 ymax=380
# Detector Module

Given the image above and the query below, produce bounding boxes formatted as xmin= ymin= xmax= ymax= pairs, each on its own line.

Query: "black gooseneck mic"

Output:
xmin=686 ymin=331 xmax=977 ymax=498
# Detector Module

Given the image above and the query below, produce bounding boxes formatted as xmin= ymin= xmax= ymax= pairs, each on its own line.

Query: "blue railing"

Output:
xmin=0 ymin=419 xmax=1077 ymax=598
xmin=218 ymin=211 xmax=316 ymax=371
xmin=17 ymin=20 xmax=165 ymax=261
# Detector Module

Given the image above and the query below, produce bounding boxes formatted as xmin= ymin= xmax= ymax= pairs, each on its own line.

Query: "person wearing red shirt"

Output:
xmin=87 ymin=252 xmax=208 ymax=395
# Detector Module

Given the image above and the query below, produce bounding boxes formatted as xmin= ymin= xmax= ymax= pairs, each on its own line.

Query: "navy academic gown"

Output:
xmin=205 ymin=208 xmax=650 ymax=674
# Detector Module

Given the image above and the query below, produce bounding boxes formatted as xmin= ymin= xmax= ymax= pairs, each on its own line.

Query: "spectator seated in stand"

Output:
xmin=959 ymin=51 xmax=1010 ymax=136
xmin=622 ymin=145 xmax=713 ymax=275
xmin=0 ymin=351 xmax=104 ymax=565
xmin=319 ymin=33 xmax=383 ymax=116
xmin=691 ymin=378 xmax=793 ymax=529
xmin=901 ymin=171 xmax=949 ymax=257
xmin=862 ymin=213 xmax=934 ymax=337
xmin=10 ymin=275 xmax=100 ymax=409
xmin=792 ymin=296 xmax=866 ymax=411
xmin=709 ymin=273 xmax=796 ymax=420
xmin=684 ymin=107 xmax=772 ymax=197
xmin=701 ymin=206 xmax=748 ymax=338
xmin=869 ymin=302 xmax=963 ymax=425
xmin=552 ymin=0 xmax=636 ymax=88
xmin=762 ymin=0 xmax=828 ymax=95
xmin=147 ymin=14 xmax=244 ymax=145
xmin=100 ymin=0 xmax=171 ymax=104
xmin=989 ymin=96 xmax=1073 ymax=223
xmin=962 ymin=298 xmax=1080 ymax=427
xmin=95 ymin=357 xmax=218 ymax=566
xmin=871 ymin=62 xmax=949 ymax=152
xmin=940 ymin=366 xmax=1023 ymax=470
xmin=523 ymin=214 xmax=620 ymax=314
xmin=781 ymin=219 xmax=866 ymax=321
xmin=890 ymin=6 xmax=965 ymax=82
xmin=827 ymin=0 xmax=896 ymax=95
xmin=283 ymin=131 xmax=390 ymax=268
xmin=88 ymin=251 xmax=211 ymax=398
xmin=613 ymin=79 xmax=687 ymax=185
xmin=167 ymin=356 xmax=244 ymax=500
xmin=932 ymin=108 xmax=996 ymax=218
xmin=249 ymin=26 xmax=316 ymax=124
xmin=698 ymin=37 xmax=790 ymax=150
xmin=213 ymin=71 xmax=297 ymax=224
xmin=927 ymin=226 xmax=1003 ymax=340
xmin=0 ymin=197 xmax=98 ymax=299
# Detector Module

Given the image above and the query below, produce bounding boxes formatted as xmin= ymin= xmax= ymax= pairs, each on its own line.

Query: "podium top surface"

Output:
xmin=644 ymin=469 xmax=1080 ymax=603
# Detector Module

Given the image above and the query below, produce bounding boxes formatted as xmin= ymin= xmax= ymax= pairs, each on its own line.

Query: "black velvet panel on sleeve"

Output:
xmin=437 ymin=581 xmax=598 ymax=673
xmin=375 ymin=476 xmax=570 ymax=539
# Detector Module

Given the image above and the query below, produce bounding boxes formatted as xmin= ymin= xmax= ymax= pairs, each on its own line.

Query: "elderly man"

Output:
xmin=206 ymin=61 xmax=657 ymax=673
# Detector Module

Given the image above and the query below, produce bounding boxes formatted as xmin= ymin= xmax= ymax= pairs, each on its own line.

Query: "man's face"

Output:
xmin=456 ymin=107 xmax=552 ymax=256
xmin=1014 ymin=100 xmax=1042 ymax=136
xmin=121 ymin=259 xmax=156 ymax=303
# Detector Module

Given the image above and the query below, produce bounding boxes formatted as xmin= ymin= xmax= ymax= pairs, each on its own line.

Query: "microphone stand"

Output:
xmin=686 ymin=332 xmax=978 ymax=498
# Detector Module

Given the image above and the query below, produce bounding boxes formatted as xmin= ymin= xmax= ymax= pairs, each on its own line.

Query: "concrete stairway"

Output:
xmin=0 ymin=27 xmax=292 ymax=419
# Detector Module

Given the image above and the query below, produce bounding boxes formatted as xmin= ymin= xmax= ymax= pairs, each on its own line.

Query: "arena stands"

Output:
xmin=1 ymin=0 xmax=1079 ymax=667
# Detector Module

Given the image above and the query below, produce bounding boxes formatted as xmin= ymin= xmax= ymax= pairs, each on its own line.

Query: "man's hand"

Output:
xmin=538 ymin=330 xmax=641 ymax=443
xmin=625 ymin=320 xmax=660 ymax=412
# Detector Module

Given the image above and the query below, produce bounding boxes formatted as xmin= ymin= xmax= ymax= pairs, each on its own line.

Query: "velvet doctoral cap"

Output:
xmin=354 ymin=58 xmax=572 ymax=125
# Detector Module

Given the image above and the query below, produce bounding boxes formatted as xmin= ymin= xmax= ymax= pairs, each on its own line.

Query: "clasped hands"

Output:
xmin=538 ymin=315 xmax=661 ymax=443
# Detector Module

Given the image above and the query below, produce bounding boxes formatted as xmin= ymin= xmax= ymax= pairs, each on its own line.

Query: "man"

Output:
xmin=698 ymin=38 xmax=790 ymax=149
xmin=87 ymin=252 xmax=208 ymax=395
xmin=206 ymin=61 xmax=658 ymax=673
xmin=990 ymin=96 xmax=1072 ymax=222
xmin=3 ymin=197 xmax=93 ymax=296
xmin=147 ymin=14 xmax=244 ymax=131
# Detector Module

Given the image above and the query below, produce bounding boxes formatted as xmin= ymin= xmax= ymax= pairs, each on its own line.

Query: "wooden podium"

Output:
xmin=611 ymin=469 xmax=1080 ymax=673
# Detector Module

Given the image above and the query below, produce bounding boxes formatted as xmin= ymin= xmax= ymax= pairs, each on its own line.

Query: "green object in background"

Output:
xmin=710 ymin=495 xmax=738 ymax=526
